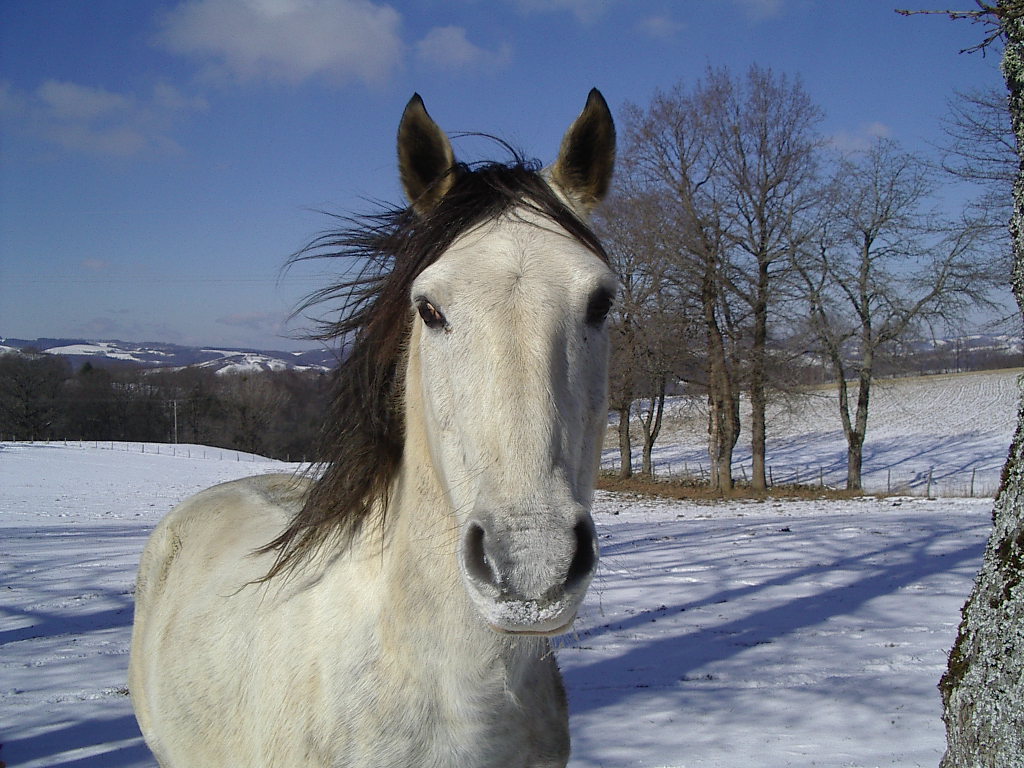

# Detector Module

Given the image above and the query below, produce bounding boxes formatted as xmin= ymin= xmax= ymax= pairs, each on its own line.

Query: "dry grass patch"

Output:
xmin=596 ymin=471 xmax=865 ymax=501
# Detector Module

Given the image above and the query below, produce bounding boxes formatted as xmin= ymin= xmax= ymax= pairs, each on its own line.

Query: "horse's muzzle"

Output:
xmin=459 ymin=511 xmax=598 ymax=634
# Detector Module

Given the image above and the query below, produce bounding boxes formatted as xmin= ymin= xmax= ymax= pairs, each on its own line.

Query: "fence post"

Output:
xmin=887 ymin=468 xmax=891 ymax=494
xmin=970 ymin=467 xmax=976 ymax=498
xmin=927 ymin=467 xmax=934 ymax=498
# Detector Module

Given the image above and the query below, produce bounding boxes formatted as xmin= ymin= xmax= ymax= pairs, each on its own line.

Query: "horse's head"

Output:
xmin=400 ymin=91 xmax=616 ymax=635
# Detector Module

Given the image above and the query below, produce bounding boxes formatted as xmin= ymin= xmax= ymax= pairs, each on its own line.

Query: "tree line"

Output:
xmin=0 ymin=352 xmax=330 ymax=461
xmin=599 ymin=63 xmax=1012 ymax=491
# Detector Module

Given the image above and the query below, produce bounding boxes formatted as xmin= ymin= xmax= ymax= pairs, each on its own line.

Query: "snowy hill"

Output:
xmin=607 ymin=367 xmax=1022 ymax=496
xmin=0 ymin=441 xmax=994 ymax=767
xmin=0 ymin=336 xmax=337 ymax=373
xmin=191 ymin=349 xmax=331 ymax=375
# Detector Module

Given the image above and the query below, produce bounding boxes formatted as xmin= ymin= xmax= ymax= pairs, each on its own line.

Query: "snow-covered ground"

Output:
xmin=0 ymin=437 xmax=995 ymax=767
xmin=606 ymin=368 xmax=1020 ymax=496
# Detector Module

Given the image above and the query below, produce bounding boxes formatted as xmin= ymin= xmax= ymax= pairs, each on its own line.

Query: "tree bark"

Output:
xmin=847 ymin=360 xmax=872 ymax=492
xmin=617 ymin=405 xmax=633 ymax=479
xmin=941 ymin=4 xmax=1024 ymax=764
xmin=749 ymin=262 xmax=770 ymax=491
xmin=704 ymin=257 xmax=737 ymax=492
xmin=640 ymin=377 xmax=667 ymax=477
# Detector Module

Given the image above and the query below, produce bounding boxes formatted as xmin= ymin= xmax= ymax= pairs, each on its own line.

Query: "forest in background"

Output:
xmin=0 ymin=351 xmax=329 ymax=461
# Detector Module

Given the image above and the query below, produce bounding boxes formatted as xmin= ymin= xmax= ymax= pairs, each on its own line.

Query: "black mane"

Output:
xmin=258 ymin=157 xmax=608 ymax=581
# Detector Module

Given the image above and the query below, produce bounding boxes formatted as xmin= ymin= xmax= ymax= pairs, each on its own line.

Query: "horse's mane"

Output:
xmin=259 ymin=156 xmax=608 ymax=581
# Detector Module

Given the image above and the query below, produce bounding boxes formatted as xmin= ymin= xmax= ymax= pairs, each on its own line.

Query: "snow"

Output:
xmin=560 ymin=493 xmax=989 ymax=767
xmin=195 ymin=350 xmax=326 ymax=375
xmin=1 ymin=369 xmax=1014 ymax=767
xmin=607 ymin=368 xmax=1020 ymax=497
xmin=42 ymin=342 xmax=168 ymax=362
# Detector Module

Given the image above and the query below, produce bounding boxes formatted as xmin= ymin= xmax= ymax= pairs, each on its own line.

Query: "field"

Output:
xmin=1 ymin=369 xmax=1018 ymax=767
xmin=605 ymin=368 xmax=1020 ymax=496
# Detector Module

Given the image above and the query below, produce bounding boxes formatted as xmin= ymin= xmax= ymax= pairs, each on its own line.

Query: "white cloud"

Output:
xmin=415 ymin=26 xmax=511 ymax=73
xmin=511 ymin=0 xmax=611 ymax=22
xmin=158 ymin=0 xmax=404 ymax=86
xmin=37 ymin=81 xmax=131 ymax=121
xmin=830 ymin=122 xmax=894 ymax=153
xmin=865 ymin=121 xmax=892 ymax=139
xmin=732 ymin=0 xmax=784 ymax=21
xmin=0 ymin=79 xmax=207 ymax=157
xmin=635 ymin=14 xmax=684 ymax=40
xmin=81 ymin=259 xmax=111 ymax=272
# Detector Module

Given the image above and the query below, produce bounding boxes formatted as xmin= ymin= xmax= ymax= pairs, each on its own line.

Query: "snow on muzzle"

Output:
xmin=459 ymin=505 xmax=598 ymax=635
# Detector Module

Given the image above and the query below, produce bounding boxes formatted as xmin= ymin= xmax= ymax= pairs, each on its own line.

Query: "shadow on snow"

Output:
xmin=561 ymin=522 xmax=986 ymax=715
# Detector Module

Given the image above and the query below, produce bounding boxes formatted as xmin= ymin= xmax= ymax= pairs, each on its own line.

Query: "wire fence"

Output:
xmin=0 ymin=438 xmax=275 ymax=463
xmin=599 ymin=455 xmax=1000 ymax=498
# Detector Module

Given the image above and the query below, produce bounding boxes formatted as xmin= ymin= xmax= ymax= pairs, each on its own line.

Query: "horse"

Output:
xmin=128 ymin=89 xmax=617 ymax=768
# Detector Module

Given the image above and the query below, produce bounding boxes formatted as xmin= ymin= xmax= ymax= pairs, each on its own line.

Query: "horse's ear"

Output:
xmin=549 ymin=88 xmax=616 ymax=215
xmin=398 ymin=94 xmax=457 ymax=215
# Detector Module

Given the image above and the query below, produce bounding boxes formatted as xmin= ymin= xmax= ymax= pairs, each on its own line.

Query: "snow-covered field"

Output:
xmin=607 ymin=368 xmax=1021 ymax=496
xmin=0 ymin=432 xmax=996 ymax=768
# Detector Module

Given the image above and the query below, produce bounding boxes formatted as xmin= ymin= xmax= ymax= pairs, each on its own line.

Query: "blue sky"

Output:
xmin=0 ymin=0 xmax=1006 ymax=351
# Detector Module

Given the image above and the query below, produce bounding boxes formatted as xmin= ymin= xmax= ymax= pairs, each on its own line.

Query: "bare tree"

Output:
xmin=619 ymin=67 xmax=823 ymax=491
xmin=0 ymin=351 xmax=70 ymax=439
xmin=712 ymin=65 xmax=824 ymax=491
xmin=795 ymin=138 xmax=997 ymax=490
xmin=941 ymin=86 xmax=1016 ymax=224
xmin=221 ymin=373 xmax=285 ymax=455
xmin=599 ymin=188 xmax=697 ymax=478
xmin=940 ymin=85 xmax=1018 ymax=332
xmin=622 ymin=78 xmax=745 ymax=491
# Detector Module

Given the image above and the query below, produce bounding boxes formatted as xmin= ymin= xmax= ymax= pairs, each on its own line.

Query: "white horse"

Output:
xmin=129 ymin=90 xmax=616 ymax=767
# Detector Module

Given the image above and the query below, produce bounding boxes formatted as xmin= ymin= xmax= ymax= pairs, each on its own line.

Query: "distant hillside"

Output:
xmin=0 ymin=337 xmax=339 ymax=375
xmin=606 ymin=367 xmax=1021 ymax=496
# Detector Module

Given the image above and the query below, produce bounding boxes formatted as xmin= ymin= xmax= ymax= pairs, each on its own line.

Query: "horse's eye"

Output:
xmin=415 ymin=297 xmax=447 ymax=330
xmin=585 ymin=289 xmax=614 ymax=326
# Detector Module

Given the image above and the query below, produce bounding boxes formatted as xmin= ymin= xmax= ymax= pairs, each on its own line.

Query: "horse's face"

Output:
xmin=400 ymin=91 xmax=616 ymax=635
xmin=410 ymin=214 xmax=616 ymax=634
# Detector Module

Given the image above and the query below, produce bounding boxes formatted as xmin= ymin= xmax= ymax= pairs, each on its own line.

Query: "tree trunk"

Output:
xmin=749 ymin=261 xmax=770 ymax=491
xmin=826 ymin=346 xmax=863 ymax=491
xmin=704 ymin=262 xmax=737 ymax=493
xmin=940 ymin=392 xmax=1024 ymax=765
xmin=617 ymin=405 xmax=633 ymax=479
xmin=847 ymin=362 xmax=872 ymax=492
xmin=941 ymin=6 xmax=1024 ymax=764
xmin=846 ymin=431 xmax=864 ymax=492
xmin=640 ymin=377 xmax=667 ymax=477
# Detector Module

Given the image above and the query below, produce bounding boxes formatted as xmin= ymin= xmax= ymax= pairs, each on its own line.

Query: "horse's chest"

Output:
xmin=325 ymin=650 xmax=568 ymax=768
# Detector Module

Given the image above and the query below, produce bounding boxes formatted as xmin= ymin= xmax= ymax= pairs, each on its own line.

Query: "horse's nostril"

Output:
xmin=565 ymin=519 xmax=597 ymax=590
xmin=464 ymin=522 xmax=499 ymax=590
